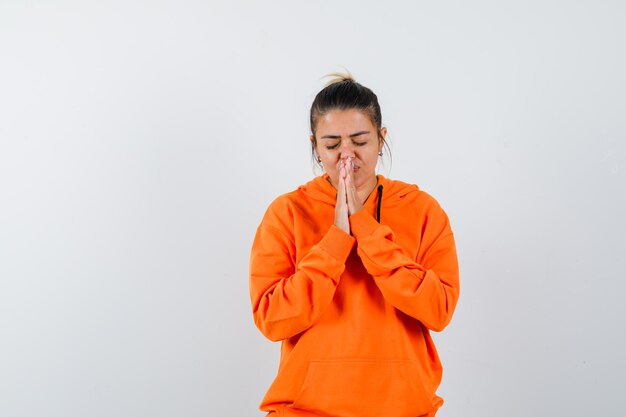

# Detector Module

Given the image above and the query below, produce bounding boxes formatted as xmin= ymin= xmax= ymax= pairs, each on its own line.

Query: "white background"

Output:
xmin=1 ymin=1 xmax=625 ymax=416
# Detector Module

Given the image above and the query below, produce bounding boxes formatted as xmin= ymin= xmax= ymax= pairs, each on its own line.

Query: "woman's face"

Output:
xmin=312 ymin=109 xmax=386 ymax=189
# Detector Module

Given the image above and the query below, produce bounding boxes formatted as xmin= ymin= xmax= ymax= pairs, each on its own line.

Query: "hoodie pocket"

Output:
xmin=292 ymin=359 xmax=434 ymax=417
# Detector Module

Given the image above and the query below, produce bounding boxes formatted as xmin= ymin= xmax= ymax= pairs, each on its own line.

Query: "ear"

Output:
xmin=378 ymin=127 xmax=387 ymax=152
xmin=310 ymin=135 xmax=321 ymax=163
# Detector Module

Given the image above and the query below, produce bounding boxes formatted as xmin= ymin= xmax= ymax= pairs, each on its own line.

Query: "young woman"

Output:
xmin=249 ymin=74 xmax=460 ymax=417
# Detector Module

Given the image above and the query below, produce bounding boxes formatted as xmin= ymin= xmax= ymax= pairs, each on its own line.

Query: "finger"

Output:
xmin=337 ymin=164 xmax=345 ymax=196
xmin=344 ymin=167 xmax=356 ymax=210
xmin=344 ymin=159 xmax=352 ymax=186
xmin=337 ymin=159 xmax=345 ymax=180
xmin=342 ymin=162 xmax=351 ymax=195
xmin=345 ymin=164 xmax=363 ymax=215
xmin=337 ymin=163 xmax=348 ymax=203
xmin=334 ymin=162 xmax=350 ymax=233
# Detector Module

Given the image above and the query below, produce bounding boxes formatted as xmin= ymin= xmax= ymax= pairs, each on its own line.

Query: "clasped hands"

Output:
xmin=334 ymin=157 xmax=364 ymax=234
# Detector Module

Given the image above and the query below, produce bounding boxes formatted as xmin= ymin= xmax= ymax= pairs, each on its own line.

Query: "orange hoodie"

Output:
xmin=249 ymin=174 xmax=459 ymax=417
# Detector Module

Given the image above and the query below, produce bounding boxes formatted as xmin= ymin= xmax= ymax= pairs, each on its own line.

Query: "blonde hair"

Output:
xmin=322 ymin=70 xmax=356 ymax=87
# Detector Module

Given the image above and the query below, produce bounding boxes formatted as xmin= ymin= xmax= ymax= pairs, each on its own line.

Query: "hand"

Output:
xmin=344 ymin=157 xmax=364 ymax=215
xmin=334 ymin=159 xmax=350 ymax=234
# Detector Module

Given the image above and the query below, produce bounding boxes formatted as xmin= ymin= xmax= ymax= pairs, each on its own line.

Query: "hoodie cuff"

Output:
xmin=317 ymin=224 xmax=356 ymax=262
xmin=349 ymin=210 xmax=381 ymax=240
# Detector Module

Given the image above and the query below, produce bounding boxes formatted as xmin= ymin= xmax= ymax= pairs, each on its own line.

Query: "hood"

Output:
xmin=297 ymin=173 xmax=421 ymax=209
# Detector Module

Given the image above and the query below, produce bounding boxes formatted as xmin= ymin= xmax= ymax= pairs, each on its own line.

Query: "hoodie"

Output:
xmin=249 ymin=174 xmax=459 ymax=417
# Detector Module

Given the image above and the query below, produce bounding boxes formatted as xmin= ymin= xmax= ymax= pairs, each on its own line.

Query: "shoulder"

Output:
xmin=381 ymin=177 xmax=453 ymax=239
xmin=261 ymin=175 xmax=333 ymax=220
xmin=257 ymin=181 xmax=318 ymax=238
xmin=381 ymin=176 xmax=447 ymax=214
xmin=385 ymin=179 xmax=455 ymax=245
xmin=261 ymin=189 xmax=298 ymax=222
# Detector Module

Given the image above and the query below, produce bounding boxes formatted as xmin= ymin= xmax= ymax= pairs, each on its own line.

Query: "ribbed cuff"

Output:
xmin=317 ymin=224 xmax=355 ymax=262
xmin=349 ymin=210 xmax=381 ymax=240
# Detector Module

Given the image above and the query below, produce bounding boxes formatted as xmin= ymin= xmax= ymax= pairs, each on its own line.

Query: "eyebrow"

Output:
xmin=320 ymin=131 xmax=370 ymax=140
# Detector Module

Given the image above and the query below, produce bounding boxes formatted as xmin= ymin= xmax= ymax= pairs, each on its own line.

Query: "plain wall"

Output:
xmin=1 ymin=1 xmax=624 ymax=416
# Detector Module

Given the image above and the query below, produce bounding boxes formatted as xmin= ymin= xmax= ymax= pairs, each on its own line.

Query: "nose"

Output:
xmin=338 ymin=141 xmax=356 ymax=160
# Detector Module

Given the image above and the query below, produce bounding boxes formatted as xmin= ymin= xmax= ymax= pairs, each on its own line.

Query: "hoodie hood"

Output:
xmin=297 ymin=173 xmax=421 ymax=207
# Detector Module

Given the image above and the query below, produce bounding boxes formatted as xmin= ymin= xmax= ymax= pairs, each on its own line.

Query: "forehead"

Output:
xmin=316 ymin=109 xmax=376 ymax=135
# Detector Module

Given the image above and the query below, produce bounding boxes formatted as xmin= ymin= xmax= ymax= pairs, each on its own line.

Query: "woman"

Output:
xmin=249 ymin=74 xmax=460 ymax=417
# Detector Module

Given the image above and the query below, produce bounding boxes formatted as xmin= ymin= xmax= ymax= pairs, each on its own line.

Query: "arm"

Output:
xmin=349 ymin=205 xmax=460 ymax=332
xmin=249 ymin=221 xmax=354 ymax=342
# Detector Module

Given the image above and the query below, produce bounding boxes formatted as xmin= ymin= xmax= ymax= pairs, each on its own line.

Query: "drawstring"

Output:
xmin=376 ymin=184 xmax=383 ymax=223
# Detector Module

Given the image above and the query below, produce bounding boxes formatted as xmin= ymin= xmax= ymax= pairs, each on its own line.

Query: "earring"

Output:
xmin=378 ymin=151 xmax=383 ymax=157
xmin=316 ymin=156 xmax=321 ymax=163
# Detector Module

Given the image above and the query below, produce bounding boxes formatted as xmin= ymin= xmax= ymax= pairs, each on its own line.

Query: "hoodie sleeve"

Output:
xmin=349 ymin=200 xmax=459 ymax=332
xmin=250 ymin=208 xmax=355 ymax=341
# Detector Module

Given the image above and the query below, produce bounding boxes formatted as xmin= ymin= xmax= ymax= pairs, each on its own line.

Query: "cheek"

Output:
xmin=321 ymin=153 xmax=339 ymax=166
xmin=356 ymin=150 xmax=378 ymax=164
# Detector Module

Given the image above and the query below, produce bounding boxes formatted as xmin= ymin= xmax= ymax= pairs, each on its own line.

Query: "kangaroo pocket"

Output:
xmin=292 ymin=359 xmax=434 ymax=417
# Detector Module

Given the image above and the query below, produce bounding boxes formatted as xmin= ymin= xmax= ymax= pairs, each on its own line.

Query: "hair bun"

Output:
xmin=322 ymin=71 xmax=355 ymax=87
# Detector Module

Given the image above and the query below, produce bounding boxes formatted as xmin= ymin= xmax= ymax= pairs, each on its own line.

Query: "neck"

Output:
xmin=357 ymin=175 xmax=379 ymax=203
